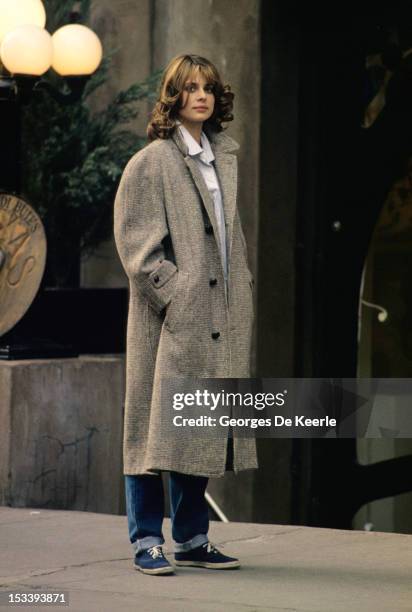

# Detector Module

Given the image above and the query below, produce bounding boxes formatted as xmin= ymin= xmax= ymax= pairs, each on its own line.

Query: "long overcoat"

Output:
xmin=113 ymin=126 xmax=258 ymax=477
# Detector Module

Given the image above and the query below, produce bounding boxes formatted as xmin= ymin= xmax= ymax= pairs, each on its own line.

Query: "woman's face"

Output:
xmin=177 ymin=72 xmax=215 ymax=126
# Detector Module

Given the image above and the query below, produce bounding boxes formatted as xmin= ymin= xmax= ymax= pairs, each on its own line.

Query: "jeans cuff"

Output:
xmin=174 ymin=533 xmax=208 ymax=553
xmin=134 ymin=535 xmax=165 ymax=554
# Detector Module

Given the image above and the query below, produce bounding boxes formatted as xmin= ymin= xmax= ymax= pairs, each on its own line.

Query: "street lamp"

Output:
xmin=0 ymin=0 xmax=103 ymax=186
xmin=0 ymin=0 xmax=103 ymax=102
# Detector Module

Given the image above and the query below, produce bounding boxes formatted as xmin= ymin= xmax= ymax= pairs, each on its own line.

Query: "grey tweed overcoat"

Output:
xmin=113 ymin=125 xmax=258 ymax=477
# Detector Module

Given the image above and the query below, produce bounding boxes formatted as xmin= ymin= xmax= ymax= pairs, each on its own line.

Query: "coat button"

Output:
xmin=205 ymin=225 xmax=213 ymax=235
xmin=211 ymin=331 xmax=220 ymax=340
xmin=209 ymin=278 xmax=217 ymax=286
xmin=153 ymin=275 xmax=160 ymax=283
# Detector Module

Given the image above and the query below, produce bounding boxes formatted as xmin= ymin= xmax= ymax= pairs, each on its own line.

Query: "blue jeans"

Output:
xmin=125 ymin=472 xmax=209 ymax=554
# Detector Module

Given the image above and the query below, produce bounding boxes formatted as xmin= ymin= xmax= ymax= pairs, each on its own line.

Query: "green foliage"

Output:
xmin=21 ymin=0 xmax=162 ymax=286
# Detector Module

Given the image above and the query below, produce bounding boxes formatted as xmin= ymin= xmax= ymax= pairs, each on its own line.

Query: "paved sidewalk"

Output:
xmin=0 ymin=507 xmax=411 ymax=611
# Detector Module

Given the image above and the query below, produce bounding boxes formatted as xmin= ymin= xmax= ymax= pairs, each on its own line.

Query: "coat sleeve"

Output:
xmin=113 ymin=147 xmax=178 ymax=314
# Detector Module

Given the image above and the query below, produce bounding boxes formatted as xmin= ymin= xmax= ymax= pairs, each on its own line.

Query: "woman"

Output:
xmin=114 ymin=53 xmax=257 ymax=575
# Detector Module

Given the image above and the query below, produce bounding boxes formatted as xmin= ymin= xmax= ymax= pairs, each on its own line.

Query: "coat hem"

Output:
xmin=123 ymin=461 xmax=258 ymax=478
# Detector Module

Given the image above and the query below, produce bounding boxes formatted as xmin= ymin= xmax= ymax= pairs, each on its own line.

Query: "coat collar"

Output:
xmin=171 ymin=125 xmax=239 ymax=275
xmin=171 ymin=123 xmax=240 ymax=156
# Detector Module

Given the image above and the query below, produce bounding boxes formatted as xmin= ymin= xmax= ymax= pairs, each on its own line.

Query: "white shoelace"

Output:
xmin=203 ymin=542 xmax=221 ymax=554
xmin=147 ymin=545 xmax=164 ymax=559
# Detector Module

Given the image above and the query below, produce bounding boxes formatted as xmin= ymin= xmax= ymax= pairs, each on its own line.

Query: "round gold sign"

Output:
xmin=0 ymin=193 xmax=47 ymax=337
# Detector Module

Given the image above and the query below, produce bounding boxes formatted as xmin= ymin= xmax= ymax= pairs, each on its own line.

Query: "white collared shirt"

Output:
xmin=176 ymin=121 xmax=228 ymax=295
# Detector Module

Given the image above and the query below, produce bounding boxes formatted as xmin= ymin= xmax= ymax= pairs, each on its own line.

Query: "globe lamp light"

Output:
xmin=0 ymin=0 xmax=46 ymax=45
xmin=52 ymin=24 xmax=103 ymax=76
xmin=0 ymin=24 xmax=52 ymax=76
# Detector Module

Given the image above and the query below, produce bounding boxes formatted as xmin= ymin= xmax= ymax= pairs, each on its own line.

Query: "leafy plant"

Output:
xmin=21 ymin=0 xmax=162 ymax=286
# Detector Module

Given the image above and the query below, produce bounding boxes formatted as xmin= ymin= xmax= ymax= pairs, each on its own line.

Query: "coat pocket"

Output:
xmin=163 ymin=271 xmax=189 ymax=333
xmin=143 ymin=259 xmax=178 ymax=314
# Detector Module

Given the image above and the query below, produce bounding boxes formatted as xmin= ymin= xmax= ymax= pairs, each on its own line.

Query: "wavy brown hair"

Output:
xmin=147 ymin=54 xmax=234 ymax=141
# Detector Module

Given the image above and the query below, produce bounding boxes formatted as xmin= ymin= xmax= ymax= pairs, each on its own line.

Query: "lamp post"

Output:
xmin=0 ymin=0 xmax=103 ymax=358
xmin=0 ymin=0 xmax=102 ymax=187
xmin=0 ymin=0 xmax=102 ymax=101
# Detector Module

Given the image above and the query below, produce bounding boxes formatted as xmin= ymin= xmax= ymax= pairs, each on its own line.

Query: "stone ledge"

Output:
xmin=0 ymin=354 xmax=125 ymax=367
xmin=0 ymin=358 xmax=124 ymax=514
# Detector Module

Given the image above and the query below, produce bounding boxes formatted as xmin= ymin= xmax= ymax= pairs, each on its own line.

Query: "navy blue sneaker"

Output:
xmin=175 ymin=542 xmax=240 ymax=569
xmin=134 ymin=545 xmax=174 ymax=575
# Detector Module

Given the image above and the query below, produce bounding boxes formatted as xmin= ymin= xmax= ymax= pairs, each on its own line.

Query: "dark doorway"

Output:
xmin=258 ymin=4 xmax=412 ymax=530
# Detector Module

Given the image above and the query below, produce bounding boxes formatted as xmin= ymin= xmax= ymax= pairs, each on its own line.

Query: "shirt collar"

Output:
xmin=176 ymin=120 xmax=215 ymax=164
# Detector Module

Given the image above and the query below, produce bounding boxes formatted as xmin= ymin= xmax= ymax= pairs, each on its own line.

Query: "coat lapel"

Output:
xmin=171 ymin=127 xmax=239 ymax=263
xmin=211 ymin=143 xmax=238 ymax=264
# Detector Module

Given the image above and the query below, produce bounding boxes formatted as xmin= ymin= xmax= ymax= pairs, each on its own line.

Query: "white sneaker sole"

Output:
xmin=134 ymin=564 xmax=175 ymax=575
xmin=174 ymin=560 xmax=240 ymax=569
